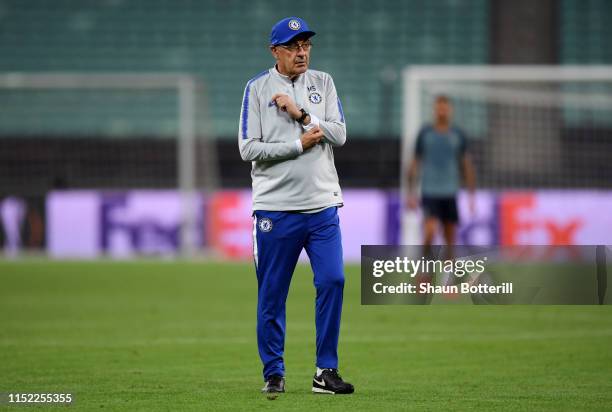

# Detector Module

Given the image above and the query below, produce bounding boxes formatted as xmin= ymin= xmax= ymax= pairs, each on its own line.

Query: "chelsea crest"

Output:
xmin=258 ymin=218 xmax=273 ymax=232
xmin=309 ymin=92 xmax=322 ymax=104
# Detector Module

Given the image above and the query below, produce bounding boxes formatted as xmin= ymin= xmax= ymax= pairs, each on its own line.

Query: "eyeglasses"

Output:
xmin=278 ymin=40 xmax=312 ymax=52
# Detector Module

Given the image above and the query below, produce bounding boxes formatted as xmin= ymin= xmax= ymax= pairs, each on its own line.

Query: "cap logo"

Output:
xmin=288 ymin=19 xmax=301 ymax=30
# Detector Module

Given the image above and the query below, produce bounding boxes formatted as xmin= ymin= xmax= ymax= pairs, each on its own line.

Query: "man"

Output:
xmin=407 ymin=95 xmax=476 ymax=255
xmin=238 ymin=17 xmax=354 ymax=397
xmin=0 ymin=196 xmax=26 ymax=258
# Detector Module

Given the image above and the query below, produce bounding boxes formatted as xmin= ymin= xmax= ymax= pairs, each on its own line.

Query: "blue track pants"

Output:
xmin=253 ymin=207 xmax=344 ymax=380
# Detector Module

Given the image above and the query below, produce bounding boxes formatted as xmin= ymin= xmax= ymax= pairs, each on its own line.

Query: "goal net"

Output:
xmin=401 ymin=65 xmax=612 ymax=244
xmin=0 ymin=73 xmax=218 ymax=257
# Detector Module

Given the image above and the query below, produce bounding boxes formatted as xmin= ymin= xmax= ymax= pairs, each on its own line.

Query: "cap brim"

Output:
xmin=274 ymin=30 xmax=316 ymax=46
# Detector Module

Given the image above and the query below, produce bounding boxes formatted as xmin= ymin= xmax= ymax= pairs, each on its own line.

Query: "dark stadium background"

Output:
xmin=1 ymin=0 xmax=610 ymax=214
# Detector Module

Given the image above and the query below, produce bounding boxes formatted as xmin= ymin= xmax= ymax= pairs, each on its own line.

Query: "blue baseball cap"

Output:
xmin=270 ymin=17 xmax=316 ymax=46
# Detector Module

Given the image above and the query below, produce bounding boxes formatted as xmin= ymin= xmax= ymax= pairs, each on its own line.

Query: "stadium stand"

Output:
xmin=0 ymin=0 xmax=611 ymax=194
xmin=561 ymin=0 xmax=612 ymax=64
xmin=0 ymin=0 xmax=490 ymax=137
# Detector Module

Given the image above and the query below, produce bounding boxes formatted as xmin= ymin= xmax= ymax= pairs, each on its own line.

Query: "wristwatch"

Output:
xmin=297 ymin=108 xmax=309 ymax=125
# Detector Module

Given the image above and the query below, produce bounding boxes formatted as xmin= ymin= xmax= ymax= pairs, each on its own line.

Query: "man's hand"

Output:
xmin=271 ymin=93 xmax=301 ymax=120
xmin=300 ymin=127 xmax=324 ymax=150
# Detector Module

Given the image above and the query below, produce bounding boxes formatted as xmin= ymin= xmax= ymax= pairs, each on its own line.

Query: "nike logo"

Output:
xmin=313 ymin=377 xmax=326 ymax=387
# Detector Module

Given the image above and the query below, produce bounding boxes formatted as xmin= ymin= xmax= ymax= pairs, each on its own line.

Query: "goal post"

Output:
xmin=401 ymin=65 xmax=612 ymax=244
xmin=0 ymin=73 xmax=218 ymax=257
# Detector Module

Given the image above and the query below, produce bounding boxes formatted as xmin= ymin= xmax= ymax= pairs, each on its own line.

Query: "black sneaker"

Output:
xmin=312 ymin=369 xmax=354 ymax=394
xmin=261 ymin=375 xmax=285 ymax=399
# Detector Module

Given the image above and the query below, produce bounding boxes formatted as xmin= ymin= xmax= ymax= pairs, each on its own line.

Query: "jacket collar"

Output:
xmin=272 ymin=65 xmax=304 ymax=84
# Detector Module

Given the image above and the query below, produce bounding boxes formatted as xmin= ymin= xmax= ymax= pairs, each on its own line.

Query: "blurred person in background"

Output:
xmin=407 ymin=95 xmax=476 ymax=258
xmin=238 ymin=17 xmax=353 ymax=397
xmin=1 ymin=196 xmax=26 ymax=258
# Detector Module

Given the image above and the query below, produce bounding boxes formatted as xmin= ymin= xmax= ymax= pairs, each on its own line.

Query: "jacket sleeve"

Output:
xmin=318 ymin=74 xmax=347 ymax=147
xmin=238 ymin=81 xmax=303 ymax=162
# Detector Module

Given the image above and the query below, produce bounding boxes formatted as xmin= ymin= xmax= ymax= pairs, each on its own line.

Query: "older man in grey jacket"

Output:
xmin=238 ymin=16 xmax=354 ymax=398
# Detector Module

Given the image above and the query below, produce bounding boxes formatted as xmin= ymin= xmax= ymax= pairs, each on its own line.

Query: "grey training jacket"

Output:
xmin=238 ymin=66 xmax=346 ymax=211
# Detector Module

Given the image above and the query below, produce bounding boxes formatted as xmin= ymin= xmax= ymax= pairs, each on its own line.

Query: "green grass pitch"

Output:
xmin=1 ymin=261 xmax=612 ymax=411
